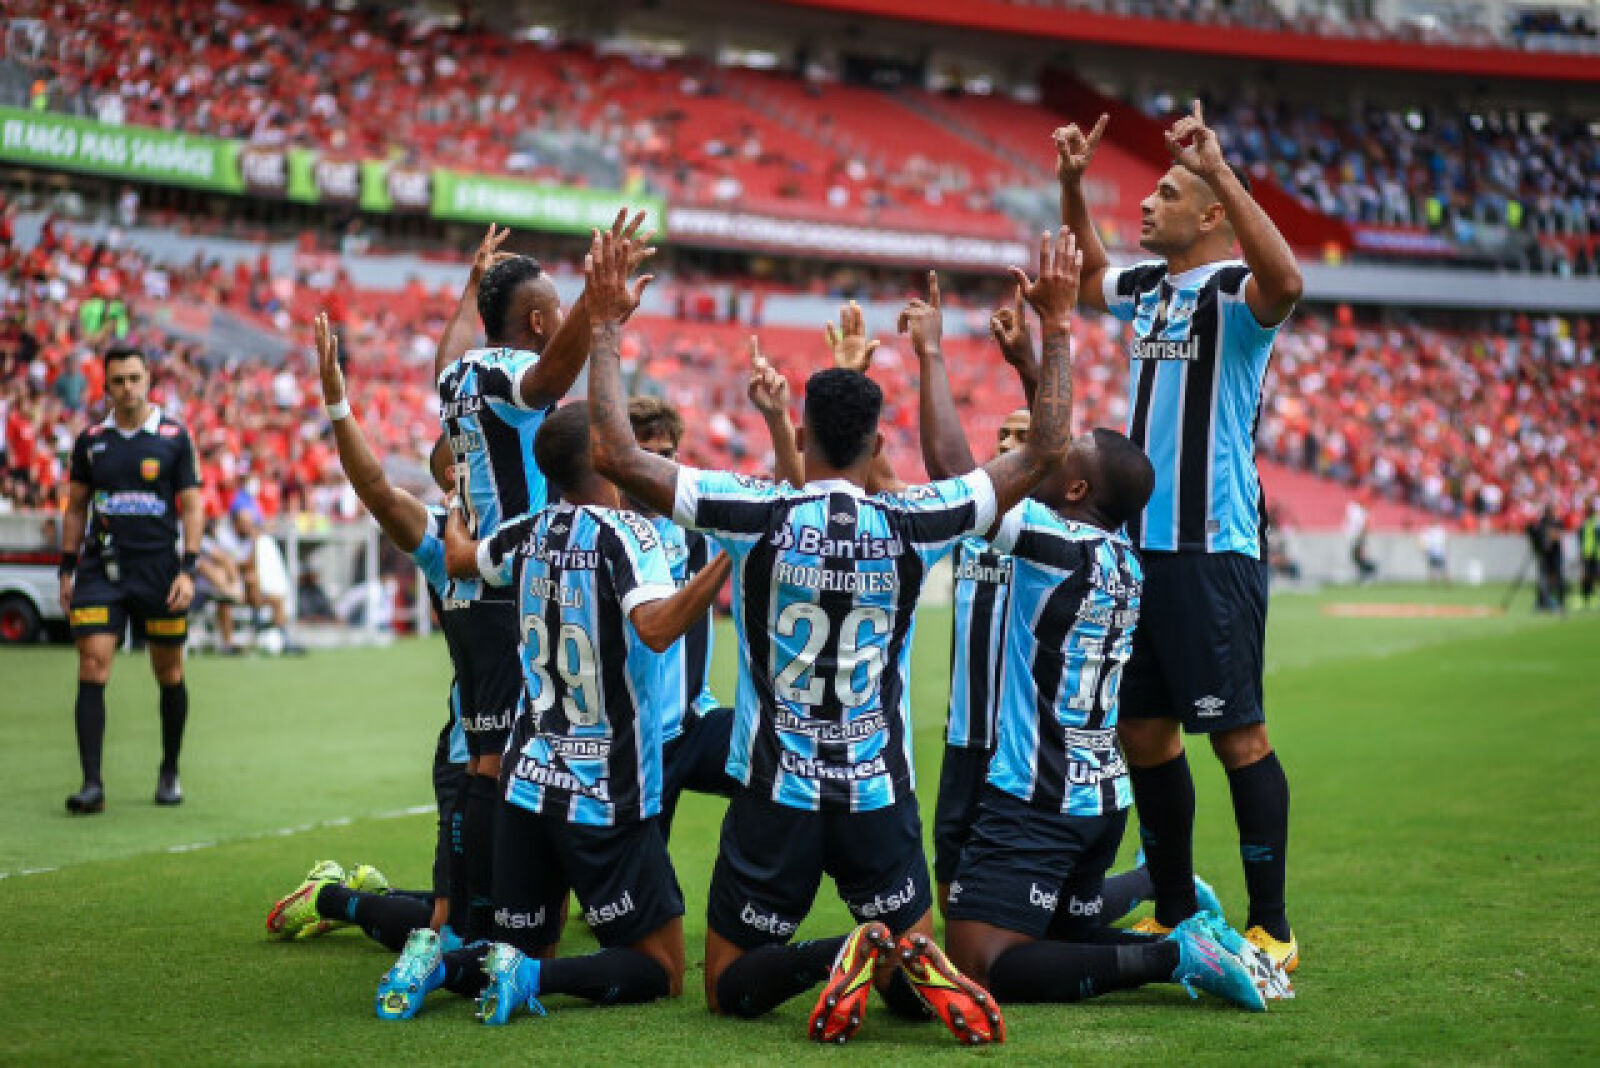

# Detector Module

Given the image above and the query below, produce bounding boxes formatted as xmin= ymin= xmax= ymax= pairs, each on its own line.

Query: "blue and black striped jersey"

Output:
xmin=987 ymin=501 xmax=1141 ymax=816
xmin=411 ymin=507 xmax=469 ymax=764
xmin=649 ymin=515 xmax=721 ymax=742
xmin=674 ymin=469 xmax=997 ymax=812
xmin=437 ymin=347 xmax=554 ymax=598
xmin=478 ymin=504 xmax=676 ymax=826
xmin=945 ymin=538 xmax=1012 ymax=751
xmin=1103 ymin=260 xmax=1282 ymax=559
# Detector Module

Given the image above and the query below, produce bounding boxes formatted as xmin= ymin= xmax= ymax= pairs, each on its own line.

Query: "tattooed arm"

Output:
xmin=980 ymin=228 xmax=1080 ymax=518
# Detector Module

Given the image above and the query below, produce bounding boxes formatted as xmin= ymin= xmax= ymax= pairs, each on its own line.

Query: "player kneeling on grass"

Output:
xmin=584 ymin=226 xmax=1084 ymax=1046
xmin=367 ymin=402 xmax=729 ymax=1023
xmin=913 ymin=243 xmax=1275 ymax=1014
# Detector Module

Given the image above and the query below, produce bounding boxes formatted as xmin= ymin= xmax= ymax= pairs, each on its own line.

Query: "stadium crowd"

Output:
xmin=1182 ymin=96 xmax=1600 ymax=260
xmin=11 ymin=0 xmax=1596 ymax=256
xmin=4 ymin=200 xmax=1595 ymax=533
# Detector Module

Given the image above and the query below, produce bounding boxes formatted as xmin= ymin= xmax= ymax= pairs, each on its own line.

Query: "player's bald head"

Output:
xmin=1065 ymin=428 xmax=1153 ymax=530
xmin=428 ymin=435 xmax=454 ymax=494
xmin=478 ymin=256 xmax=562 ymax=346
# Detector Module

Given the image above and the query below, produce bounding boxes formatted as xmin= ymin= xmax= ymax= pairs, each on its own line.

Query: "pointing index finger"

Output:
xmin=1087 ymin=113 xmax=1109 ymax=146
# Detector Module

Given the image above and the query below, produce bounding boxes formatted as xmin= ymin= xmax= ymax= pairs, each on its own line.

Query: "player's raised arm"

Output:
xmin=991 ymin=285 xmax=1040 ymax=406
xmin=902 ymin=270 xmax=977 ymax=481
xmin=315 ymin=311 xmax=430 ymax=552
xmin=434 ymin=223 xmax=512 ymax=378
xmin=630 ymin=550 xmax=732 ymax=654
xmin=587 ymin=227 xmax=678 ymax=516
xmin=826 ymin=300 xmax=903 ymax=493
xmin=981 ymin=228 xmax=1080 ymax=517
xmin=1054 ymin=114 xmax=1113 ymax=314
xmin=1166 ymin=100 xmax=1303 ymax=325
xmin=517 ymin=209 xmax=656 ymax=410
xmin=746 ymin=336 xmax=803 ymax=487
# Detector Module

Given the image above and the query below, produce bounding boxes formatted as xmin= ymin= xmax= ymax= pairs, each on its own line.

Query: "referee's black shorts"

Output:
xmin=69 ymin=553 xmax=189 ymax=645
xmin=1120 ymin=549 xmax=1266 ymax=734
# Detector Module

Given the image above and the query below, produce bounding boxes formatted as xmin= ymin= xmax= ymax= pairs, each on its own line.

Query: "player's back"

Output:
xmin=946 ymin=536 xmax=1013 ymax=750
xmin=674 ymin=469 xmax=996 ymax=812
xmin=482 ymin=503 xmax=674 ymax=826
xmin=989 ymin=501 xmax=1142 ymax=816
xmin=437 ymin=347 xmax=553 ymax=538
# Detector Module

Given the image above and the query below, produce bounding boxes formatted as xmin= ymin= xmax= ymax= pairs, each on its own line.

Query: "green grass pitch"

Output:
xmin=1 ymin=584 xmax=1596 ymax=1064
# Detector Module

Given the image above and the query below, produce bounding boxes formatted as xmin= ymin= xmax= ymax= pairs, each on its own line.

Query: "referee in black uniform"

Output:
xmin=58 ymin=346 xmax=204 ymax=814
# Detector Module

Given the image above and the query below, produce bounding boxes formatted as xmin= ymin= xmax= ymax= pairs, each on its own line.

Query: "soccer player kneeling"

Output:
xmin=371 ymin=402 xmax=725 ymax=1023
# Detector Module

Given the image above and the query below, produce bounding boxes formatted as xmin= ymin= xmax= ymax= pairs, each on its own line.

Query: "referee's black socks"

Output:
xmin=1227 ymin=750 xmax=1291 ymax=940
xmin=716 ymin=936 xmax=846 ymax=1017
xmin=158 ymin=680 xmax=187 ymax=775
xmin=1127 ymin=753 xmax=1199 ymax=928
xmin=74 ymin=681 xmax=107 ymax=785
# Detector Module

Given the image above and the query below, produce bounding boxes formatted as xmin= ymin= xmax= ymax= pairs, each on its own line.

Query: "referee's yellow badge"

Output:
xmin=141 ymin=458 xmax=161 ymax=481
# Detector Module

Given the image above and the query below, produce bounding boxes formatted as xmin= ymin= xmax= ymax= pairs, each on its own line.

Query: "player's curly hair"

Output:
xmin=803 ymin=368 xmax=882 ymax=470
xmin=476 ymin=256 xmax=543 ymax=343
xmin=533 ymin=402 xmax=591 ymax=495
xmin=628 ymin=396 xmax=684 ymax=447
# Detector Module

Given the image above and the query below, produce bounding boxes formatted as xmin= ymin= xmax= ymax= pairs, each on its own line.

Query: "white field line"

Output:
xmin=0 ymin=804 xmax=436 ymax=882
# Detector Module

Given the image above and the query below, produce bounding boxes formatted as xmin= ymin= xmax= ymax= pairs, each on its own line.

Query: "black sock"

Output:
xmin=316 ymin=886 xmax=433 ymax=953
xmin=1129 ymin=753 xmax=1198 ymax=927
xmin=716 ymin=937 xmax=847 ymax=1018
xmin=461 ymin=775 xmax=498 ymax=939
xmin=1227 ymin=750 xmax=1291 ymax=940
xmin=1101 ymin=865 xmax=1155 ymax=923
xmin=879 ymin=968 xmax=933 ymax=1021
xmin=541 ymin=948 xmax=671 ymax=1005
xmin=988 ymin=940 xmax=1179 ymax=1003
xmin=158 ymin=680 xmax=187 ymax=775
xmin=74 ymin=681 xmax=107 ymax=785
xmin=441 ymin=945 xmax=490 ymax=997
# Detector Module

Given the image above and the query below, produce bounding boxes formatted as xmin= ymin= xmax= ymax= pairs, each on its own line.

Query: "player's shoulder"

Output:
xmin=592 ymin=507 xmax=664 ymax=554
xmin=154 ymin=413 xmax=192 ymax=442
xmin=1112 ymin=259 xmax=1170 ymax=293
xmin=1201 ymin=259 xmax=1252 ymax=296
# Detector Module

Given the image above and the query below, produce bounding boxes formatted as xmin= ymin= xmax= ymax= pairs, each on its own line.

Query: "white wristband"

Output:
xmin=325 ymin=399 xmax=352 ymax=421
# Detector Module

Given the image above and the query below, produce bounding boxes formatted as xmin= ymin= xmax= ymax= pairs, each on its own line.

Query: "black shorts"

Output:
xmin=932 ymin=744 xmax=993 ymax=884
xmin=455 ymin=600 xmax=522 ymax=758
xmin=1120 ymin=550 xmax=1267 ymax=734
xmin=490 ymin=800 xmax=683 ymax=954
xmin=945 ymin=787 xmax=1127 ymax=939
xmin=69 ymin=554 xmax=188 ymax=645
xmin=659 ymin=706 xmax=738 ymax=836
xmin=707 ymin=787 xmax=932 ymax=951
xmin=431 ymin=721 xmax=468 ymax=900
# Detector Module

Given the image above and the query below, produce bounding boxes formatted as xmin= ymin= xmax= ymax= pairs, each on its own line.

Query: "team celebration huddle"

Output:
xmin=264 ymin=106 xmax=1302 ymax=1044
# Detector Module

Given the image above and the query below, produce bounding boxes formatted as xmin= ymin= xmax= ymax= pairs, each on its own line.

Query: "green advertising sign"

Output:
xmin=0 ymin=109 xmax=657 ymax=237
xmin=431 ymin=170 xmax=666 ymax=237
xmin=0 ymin=107 xmax=241 ymax=191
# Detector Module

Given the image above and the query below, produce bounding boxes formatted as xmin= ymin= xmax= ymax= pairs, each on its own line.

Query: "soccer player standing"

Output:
xmin=1056 ymin=103 xmax=1304 ymax=969
xmin=588 ymin=225 xmax=1079 ymax=1045
xmin=59 ymin=346 xmax=203 ymax=813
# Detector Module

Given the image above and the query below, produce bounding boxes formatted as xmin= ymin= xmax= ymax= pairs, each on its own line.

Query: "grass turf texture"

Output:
xmin=1 ymin=583 xmax=1596 ymax=1064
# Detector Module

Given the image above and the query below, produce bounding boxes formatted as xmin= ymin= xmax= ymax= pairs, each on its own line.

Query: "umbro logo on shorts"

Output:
xmin=1194 ymin=695 xmax=1226 ymax=717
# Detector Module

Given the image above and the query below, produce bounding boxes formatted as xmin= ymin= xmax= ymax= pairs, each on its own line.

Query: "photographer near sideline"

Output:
xmin=58 ymin=346 xmax=203 ymax=815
